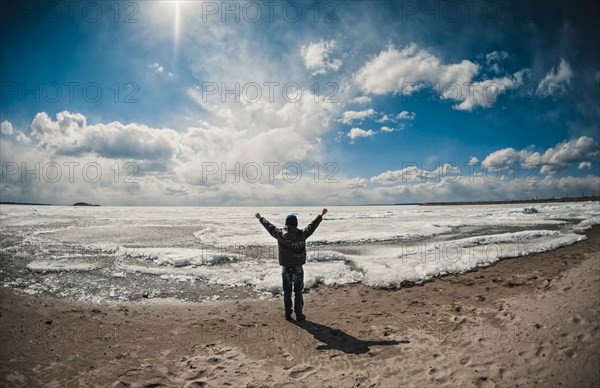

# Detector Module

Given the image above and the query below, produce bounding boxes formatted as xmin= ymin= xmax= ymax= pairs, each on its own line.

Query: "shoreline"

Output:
xmin=1 ymin=226 xmax=599 ymax=387
xmin=419 ymin=196 xmax=600 ymax=206
xmin=2 ymin=197 xmax=598 ymax=208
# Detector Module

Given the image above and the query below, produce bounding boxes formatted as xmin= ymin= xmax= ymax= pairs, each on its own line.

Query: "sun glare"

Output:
xmin=170 ymin=1 xmax=183 ymax=58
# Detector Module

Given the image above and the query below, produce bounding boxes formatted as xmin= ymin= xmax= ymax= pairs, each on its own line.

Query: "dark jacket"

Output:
xmin=260 ymin=215 xmax=323 ymax=267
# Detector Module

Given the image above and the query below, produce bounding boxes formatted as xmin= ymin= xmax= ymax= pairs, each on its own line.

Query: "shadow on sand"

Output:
xmin=292 ymin=319 xmax=409 ymax=354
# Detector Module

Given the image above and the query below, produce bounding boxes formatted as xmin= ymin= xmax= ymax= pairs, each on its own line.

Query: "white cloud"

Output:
xmin=380 ymin=126 xmax=396 ymax=132
xmin=482 ymin=136 xmax=599 ymax=174
xmin=370 ymin=164 xmax=463 ymax=186
xmin=396 ymin=111 xmax=416 ymax=120
xmin=524 ymin=136 xmax=600 ymax=174
xmin=3 ymin=112 xmax=600 ymax=206
xmin=368 ymin=174 xmax=600 ymax=204
xmin=347 ymin=127 xmax=375 ymax=140
xmin=431 ymin=163 xmax=461 ymax=176
xmin=348 ymin=177 xmax=368 ymax=189
xmin=355 ymin=44 xmax=478 ymax=96
xmin=579 ymin=161 xmax=592 ymax=170
xmin=149 ymin=62 xmax=175 ymax=78
xmin=452 ymin=70 xmax=527 ymax=111
xmin=1 ymin=120 xmax=14 ymax=135
xmin=16 ymin=132 xmax=31 ymax=144
xmin=300 ymin=39 xmax=342 ymax=76
xmin=149 ymin=62 xmax=164 ymax=73
xmin=370 ymin=166 xmax=422 ymax=185
xmin=340 ymin=108 xmax=376 ymax=124
xmin=376 ymin=114 xmax=390 ymax=123
xmin=485 ymin=50 xmax=509 ymax=73
xmin=355 ymin=44 xmax=526 ymax=111
xmin=0 ymin=100 xmax=345 ymax=205
xmin=482 ymin=147 xmax=530 ymax=170
xmin=351 ymin=96 xmax=372 ymax=104
xmin=468 ymin=156 xmax=479 ymax=165
xmin=29 ymin=111 xmax=179 ymax=163
xmin=486 ymin=50 xmax=509 ymax=64
xmin=537 ymin=58 xmax=573 ymax=97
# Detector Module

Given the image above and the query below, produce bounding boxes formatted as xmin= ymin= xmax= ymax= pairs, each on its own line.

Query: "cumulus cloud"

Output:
xmin=579 ymin=161 xmax=592 ymax=170
xmin=181 ymin=78 xmax=344 ymax=187
xmin=468 ymin=156 xmax=479 ymax=165
xmin=430 ymin=163 xmax=461 ymax=176
xmin=1 ymin=120 xmax=14 ymax=135
xmin=380 ymin=126 xmax=396 ymax=132
xmin=370 ymin=166 xmax=422 ymax=185
xmin=348 ymin=177 xmax=368 ymax=189
xmin=29 ymin=111 xmax=179 ymax=162
xmin=3 ymin=111 xmax=599 ymax=205
xmin=396 ymin=111 xmax=416 ymax=120
xmin=370 ymin=164 xmax=463 ymax=185
xmin=351 ymin=96 xmax=372 ymax=104
xmin=300 ymin=39 xmax=342 ymax=76
xmin=0 ymin=101 xmax=345 ymax=205
xmin=355 ymin=44 xmax=478 ymax=95
xmin=355 ymin=44 xmax=525 ymax=111
xmin=482 ymin=136 xmax=599 ymax=174
xmin=368 ymin=174 xmax=600 ymax=204
xmin=16 ymin=132 xmax=31 ymax=144
xmin=524 ymin=136 xmax=600 ymax=174
xmin=347 ymin=127 xmax=375 ymax=140
xmin=452 ymin=70 xmax=527 ymax=111
xmin=537 ymin=58 xmax=573 ymax=97
xmin=340 ymin=109 xmax=376 ymax=124
xmin=482 ymin=147 xmax=532 ymax=170
xmin=376 ymin=114 xmax=390 ymax=123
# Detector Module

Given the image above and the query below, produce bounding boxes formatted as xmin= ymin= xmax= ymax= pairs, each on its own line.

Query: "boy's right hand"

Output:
xmin=321 ymin=208 xmax=328 ymax=216
xmin=255 ymin=213 xmax=261 ymax=219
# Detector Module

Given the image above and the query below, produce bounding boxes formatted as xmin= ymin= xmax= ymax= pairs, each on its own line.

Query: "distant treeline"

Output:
xmin=0 ymin=201 xmax=100 ymax=206
xmin=420 ymin=196 xmax=600 ymax=206
xmin=0 ymin=201 xmax=54 ymax=206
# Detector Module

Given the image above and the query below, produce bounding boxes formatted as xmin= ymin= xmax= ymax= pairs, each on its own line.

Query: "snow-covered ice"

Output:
xmin=1 ymin=202 xmax=598 ymax=301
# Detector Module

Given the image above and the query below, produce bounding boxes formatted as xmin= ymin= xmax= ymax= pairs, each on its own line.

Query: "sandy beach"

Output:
xmin=1 ymin=226 xmax=598 ymax=387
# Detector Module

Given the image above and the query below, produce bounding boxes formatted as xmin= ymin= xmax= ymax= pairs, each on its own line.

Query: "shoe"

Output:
xmin=296 ymin=313 xmax=306 ymax=322
xmin=285 ymin=312 xmax=293 ymax=321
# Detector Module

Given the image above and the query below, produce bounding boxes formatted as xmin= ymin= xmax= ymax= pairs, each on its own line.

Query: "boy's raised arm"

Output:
xmin=303 ymin=208 xmax=327 ymax=239
xmin=256 ymin=213 xmax=280 ymax=239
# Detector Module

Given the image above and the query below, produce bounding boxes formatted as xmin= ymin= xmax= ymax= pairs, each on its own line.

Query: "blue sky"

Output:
xmin=1 ymin=0 xmax=599 ymax=205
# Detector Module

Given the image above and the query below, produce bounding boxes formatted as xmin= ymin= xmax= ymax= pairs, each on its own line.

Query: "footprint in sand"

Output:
xmin=569 ymin=315 xmax=584 ymax=325
xmin=428 ymin=367 xmax=450 ymax=384
xmin=183 ymin=382 xmax=206 ymax=388
xmin=288 ymin=365 xmax=316 ymax=379
xmin=456 ymin=355 xmax=470 ymax=366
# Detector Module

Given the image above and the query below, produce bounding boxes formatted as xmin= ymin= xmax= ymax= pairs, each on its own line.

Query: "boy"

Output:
xmin=255 ymin=208 xmax=328 ymax=321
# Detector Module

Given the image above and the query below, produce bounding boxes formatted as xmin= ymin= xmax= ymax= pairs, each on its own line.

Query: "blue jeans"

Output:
xmin=282 ymin=266 xmax=304 ymax=314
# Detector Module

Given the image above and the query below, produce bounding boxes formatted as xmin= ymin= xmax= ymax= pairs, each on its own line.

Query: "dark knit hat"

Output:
xmin=285 ymin=214 xmax=298 ymax=227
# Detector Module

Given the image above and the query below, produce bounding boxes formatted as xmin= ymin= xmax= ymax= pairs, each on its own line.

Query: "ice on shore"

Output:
xmin=26 ymin=259 xmax=104 ymax=272
xmin=1 ymin=201 xmax=598 ymax=300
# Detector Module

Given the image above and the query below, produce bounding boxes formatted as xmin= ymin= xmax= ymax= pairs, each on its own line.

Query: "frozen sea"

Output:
xmin=1 ymin=202 xmax=598 ymax=302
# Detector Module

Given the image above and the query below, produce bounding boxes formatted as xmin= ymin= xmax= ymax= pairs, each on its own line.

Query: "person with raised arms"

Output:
xmin=255 ymin=208 xmax=328 ymax=321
